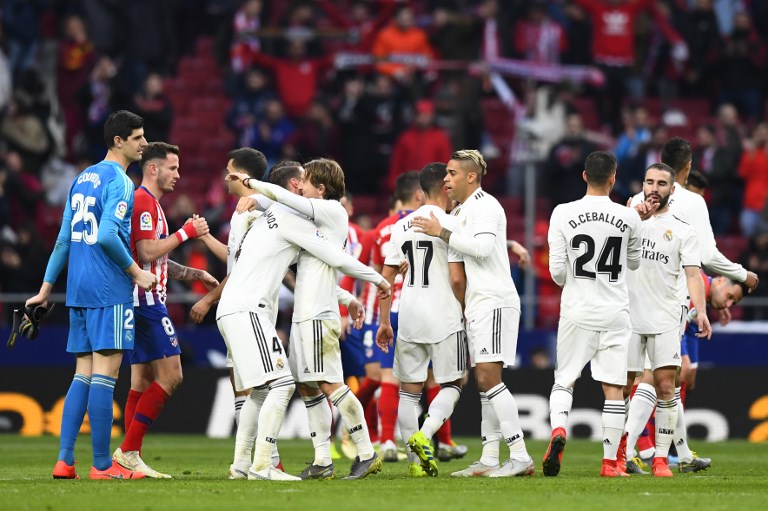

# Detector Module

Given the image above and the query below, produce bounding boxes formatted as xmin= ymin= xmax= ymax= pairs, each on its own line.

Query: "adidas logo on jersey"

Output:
xmin=673 ymin=353 xmax=680 ymax=359
xmin=480 ymin=348 xmax=489 ymax=355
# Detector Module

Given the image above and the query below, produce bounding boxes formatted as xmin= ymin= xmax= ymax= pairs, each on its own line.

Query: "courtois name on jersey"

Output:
xmin=548 ymin=195 xmax=642 ymax=331
xmin=67 ymin=160 xmax=134 ymax=307
xmin=387 ymin=205 xmax=463 ymax=343
xmin=627 ymin=212 xmax=700 ymax=334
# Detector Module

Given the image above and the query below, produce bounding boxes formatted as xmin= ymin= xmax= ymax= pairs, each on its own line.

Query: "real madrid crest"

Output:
xmin=276 ymin=358 xmax=284 ymax=369
xmin=663 ymin=229 xmax=673 ymax=241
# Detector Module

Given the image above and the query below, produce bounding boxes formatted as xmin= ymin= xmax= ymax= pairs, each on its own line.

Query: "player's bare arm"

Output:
xmin=507 ymin=240 xmax=530 ymax=269
xmin=375 ymin=264 xmax=398 ymax=352
xmin=685 ymin=265 xmax=712 ymax=340
xmin=168 ymin=260 xmax=219 ymax=290
xmin=449 ymin=262 xmax=467 ymax=312
xmin=199 ymin=233 xmax=228 ymax=263
xmin=190 ymin=274 xmax=229 ymax=324
xmin=412 ymin=211 xmax=449 ymax=241
xmin=135 ymin=217 xmax=209 ymax=264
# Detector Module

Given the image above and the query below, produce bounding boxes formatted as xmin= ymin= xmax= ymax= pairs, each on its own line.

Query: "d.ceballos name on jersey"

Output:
xmin=640 ymin=238 xmax=669 ymax=264
xmin=76 ymin=172 xmax=102 ymax=188
xmin=568 ymin=211 xmax=629 ymax=232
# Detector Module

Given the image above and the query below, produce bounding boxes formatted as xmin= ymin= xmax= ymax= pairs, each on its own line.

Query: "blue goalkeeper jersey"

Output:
xmin=65 ymin=160 xmax=135 ymax=307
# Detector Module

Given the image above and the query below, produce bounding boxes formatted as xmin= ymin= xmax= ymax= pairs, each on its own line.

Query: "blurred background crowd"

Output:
xmin=1 ymin=0 xmax=768 ymax=335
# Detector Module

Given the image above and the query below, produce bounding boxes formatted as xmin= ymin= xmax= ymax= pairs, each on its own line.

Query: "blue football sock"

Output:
xmin=58 ymin=374 xmax=91 ymax=465
xmin=89 ymin=374 xmax=116 ymax=470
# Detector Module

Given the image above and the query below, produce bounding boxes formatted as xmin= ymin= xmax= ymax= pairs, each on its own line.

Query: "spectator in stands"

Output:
xmin=574 ymin=0 xmax=685 ymax=132
xmin=131 ymin=72 xmax=173 ymax=142
xmin=239 ymin=97 xmax=294 ymax=167
xmin=560 ymin=2 xmax=591 ymax=65
xmin=683 ymin=0 xmax=720 ymax=94
xmin=372 ymin=6 xmax=435 ymax=82
xmin=1 ymin=0 xmax=47 ymax=81
xmin=0 ymin=166 xmax=9 ymax=231
xmin=513 ymin=0 xmax=566 ymax=64
xmin=544 ymin=112 xmax=598 ymax=207
xmin=622 ymin=123 xmax=669 ymax=200
xmin=77 ymin=55 xmax=118 ymax=161
xmin=251 ymin=37 xmax=331 ymax=118
xmin=317 ymin=0 xmax=397 ymax=52
xmin=226 ymin=66 xmax=276 ymax=135
xmin=56 ymin=14 xmax=96 ymax=155
xmin=614 ymin=105 xmax=651 ymax=166
xmin=230 ymin=0 xmax=263 ymax=74
xmin=715 ymin=10 xmax=766 ymax=121
xmin=284 ymin=100 xmax=339 ymax=163
xmin=1 ymin=91 xmax=51 ymax=175
xmin=738 ymin=123 xmax=768 ymax=237
xmin=685 ymin=169 xmax=708 ymax=196
xmin=336 ymin=76 xmax=378 ymax=193
xmin=740 ymin=230 xmax=768 ymax=320
xmin=387 ymin=99 xmax=452 ymax=191
xmin=1 ymin=152 xmax=43 ymax=229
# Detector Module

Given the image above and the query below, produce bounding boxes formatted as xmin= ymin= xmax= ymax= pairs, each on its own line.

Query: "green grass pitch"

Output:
xmin=1 ymin=436 xmax=766 ymax=511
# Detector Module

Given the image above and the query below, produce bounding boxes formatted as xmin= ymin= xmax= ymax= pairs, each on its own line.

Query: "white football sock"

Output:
xmin=422 ymin=383 xmax=460 ymax=439
xmin=549 ymin=384 xmax=574 ymax=433
xmin=330 ymin=385 xmax=374 ymax=461
xmin=602 ymin=400 xmax=625 ymax=460
xmin=487 ymin=383 xmax=527 ymax=459
xmin=234 ymin=395 xmax=246 ymax=427
xmin=233 ymin=387 xmax=267 ymax=469
xmin=398 ymin=390 xmax=421 ymax=464
xmin=654 ymin=398 xmax=677 ymax=459
xmin=624 ymin=383 xmax=656 ymax=458
xmin=672 ymin=387 xmax=693 ymax=462
xmin=303 ymin=393 xmax=332 ymax=466
xmin=479 ymin=392 xmax=500 ymax=466
xmin=251 ymin=376 xmax=295 ymax=471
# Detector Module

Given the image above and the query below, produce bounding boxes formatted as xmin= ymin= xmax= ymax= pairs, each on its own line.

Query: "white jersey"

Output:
xmin=227 ymin=197 xmax=263 ymax=273
xmin=385 ymin=205 xmax=464 ymax=343
xmin=631 ymin=185 xmax=746 ymax=282
xmin=293 ymin=199 xmax=349 ymax=322
xmin=627 ymin=211 xmax=700 ymax=334
xmin=548 ymin=195 xmax=642 ymax=331
xmin=449 ymin=188 xmax=520 ymax=322
xmin=217 ymin=203 xmax=382 ymax=320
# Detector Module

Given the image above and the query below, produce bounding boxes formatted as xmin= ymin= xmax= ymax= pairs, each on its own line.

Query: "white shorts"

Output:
xmin=554 ymin=317 xmax=629 ymax=387
xmin=628 ymin=329 xmax=682 ymax=372
xmin=288 ymin=318 xmax=343 ymax=384
xmin=466 ymin=307 xmax=519 ymax=367
xmin=217 ymin=311 xmax=292 ymax=392
xmin=393 ymin=331 xmax=468 ymax=384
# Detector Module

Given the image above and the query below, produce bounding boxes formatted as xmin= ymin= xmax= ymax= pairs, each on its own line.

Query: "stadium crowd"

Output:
xmin=1 ymin=0 xmax=768 ymax=328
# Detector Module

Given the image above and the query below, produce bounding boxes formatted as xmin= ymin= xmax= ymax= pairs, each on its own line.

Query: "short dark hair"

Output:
xmin=303 ymin=158 xmax=345 ymax=201
xmin=686 ymin=169 xmax=708 ymax=190
xmin=103 ymin=110 xmax=144 ymax=148
xmin=140 ymin=142 xmax=179 ymax=170
xmin=660 ymin=137 xmax=692 ymax=173
xmin=419 ymin=162 xmax=447 ymax=197
xmin=645 ymin=162 xmax=676 ymax=181
xmin=584 ymin=151 xmax=617 ymax=185
xmin=268 ymin=160 xmax=303 ymax=189
xmin=228 ymin=147 xmax=267 ymax=179
xmin=395 ymin=171 xmax=422 ymax=203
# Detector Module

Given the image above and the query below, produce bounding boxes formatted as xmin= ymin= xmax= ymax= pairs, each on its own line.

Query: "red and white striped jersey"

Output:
xmin=130 ymin=186 xmax=169 ymax=306
xmin=361 ymin=211 xmax=409 ymax=325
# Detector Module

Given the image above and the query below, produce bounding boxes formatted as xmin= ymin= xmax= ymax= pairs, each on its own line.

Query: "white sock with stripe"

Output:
xmin=624 ymin=383 xmax=656 ymax=458
xmin=487 ymin=382 xmax=528 ymax=459
xmin=422 ymin=384 xmax=460 ymax=439
xmin=330 ymin=385 xmax=374 ymax=461
xmin=549 ymin=384 xmax=573 ymax=432
xmin=672 ymin=387 xmax=694 ymax=462
xmin=654 ymin=398 xmax=677 ymax=459
xmin=303 ymin=394 xmax=332 ymax=466
xmin=251 ymin=376 xmax=295 ymax=471
xmin=398 ymin=390 xmax=422 ymax=464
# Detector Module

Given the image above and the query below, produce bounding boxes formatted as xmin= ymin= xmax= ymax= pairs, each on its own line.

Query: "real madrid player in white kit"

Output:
xmin=544 ymin=151 xmax=646 ymax=478
xmin=625 ymin=138 xmax=758 ymax=473
xmin=376 ymin=163 xmax=468 ymax=478
xmin=216 ymin=176 xmax=391 ymax=481
xmin=232 ymin=158 xmax=383 ymax=480
xmin=413 ymin=150 xmax=534 ymax=478
xmin=624 ymin=163 xmax=712 ymax=478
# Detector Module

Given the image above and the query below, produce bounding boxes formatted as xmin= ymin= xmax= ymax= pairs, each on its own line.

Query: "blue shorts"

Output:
xmin=128 ymin=303 xmax=181 ymax=364
xmin=681 ymin=328 xmax=699 ymax=366
xmin=363 ymin=313 xmax=398 ymax=369
xmin=67 ymin=303 xmax=135 ymax=353
xmin=341 ymin=325 xmax=366 ymax=378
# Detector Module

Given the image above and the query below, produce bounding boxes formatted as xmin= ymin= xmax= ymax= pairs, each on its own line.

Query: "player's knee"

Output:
xmin=655 ymin=378 xmax=675 ymax=400
xmin=475 ymin=371 xmax=500 ymax=393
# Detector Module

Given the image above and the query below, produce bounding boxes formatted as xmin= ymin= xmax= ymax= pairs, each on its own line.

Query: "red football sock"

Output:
xmin=364 ymin=396 xmax=379 ymax=442
xmin=355 ymin=377 xmax=380 ymax=408
xmin=425 ymin=385 xmax=453 ymax=444
xmin=378 ymin=382 xmax=399 ymax=443
xmin=680 ymin=381 xmax=687 ymax=407
xmin=123 ymin=389 xmax=143 ymax=435
xmin=121 ymin=382 xmax=169 ymax=452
